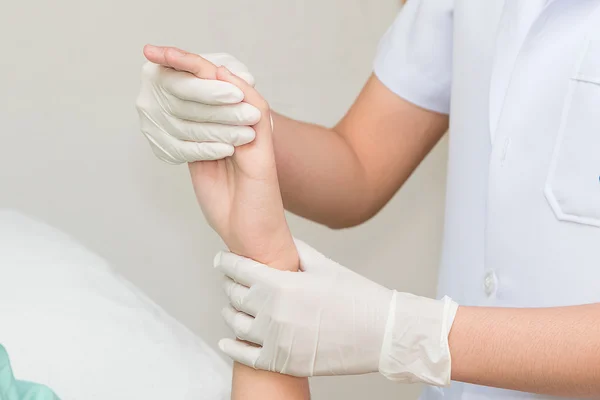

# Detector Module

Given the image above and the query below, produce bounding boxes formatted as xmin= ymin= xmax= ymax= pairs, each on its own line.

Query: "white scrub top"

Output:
xmin=374 ymin=1 xmax=600 ymax=400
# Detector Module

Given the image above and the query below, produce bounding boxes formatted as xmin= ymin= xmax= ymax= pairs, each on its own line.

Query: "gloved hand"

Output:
xmin=214 ymin=239 xmax=459 ymax=386
xmin=136 ymin=46 xmax=260 ymax=164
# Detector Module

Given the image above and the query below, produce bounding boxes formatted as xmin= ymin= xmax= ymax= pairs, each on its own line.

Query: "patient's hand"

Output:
xmin=143 ymin=46 xmax=297 ymax=270
xmin=192 ymin=67 xmax=297 ymax=269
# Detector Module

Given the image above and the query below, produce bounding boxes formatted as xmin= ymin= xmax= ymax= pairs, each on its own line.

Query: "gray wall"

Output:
xmin=0 ymin=1 xmax=448 ymax=399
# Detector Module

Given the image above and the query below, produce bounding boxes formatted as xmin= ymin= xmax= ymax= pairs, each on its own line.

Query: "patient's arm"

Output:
xmin=207 ymin=66 xmax=309 ymax=400
xmin=143 ymin=47 xmax=309 ymax=399
xmin=227 ymin=238 xmax=308 ymax=400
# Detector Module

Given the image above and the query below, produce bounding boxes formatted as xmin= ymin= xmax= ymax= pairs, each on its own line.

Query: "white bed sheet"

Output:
xmin=0 ymin=209 xmax=231 ymax=399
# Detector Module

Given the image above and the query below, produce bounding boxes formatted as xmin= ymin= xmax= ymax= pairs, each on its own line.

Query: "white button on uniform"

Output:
xmin=484 ymin=270 xmax=497 ymax=296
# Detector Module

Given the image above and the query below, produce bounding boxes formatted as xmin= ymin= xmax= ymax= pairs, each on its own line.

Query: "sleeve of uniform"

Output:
xmin=374 ymin=0 xmax=454 ymax=114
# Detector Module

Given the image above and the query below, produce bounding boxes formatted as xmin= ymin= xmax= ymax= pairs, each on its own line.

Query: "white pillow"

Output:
xmin=0 ymin=209 xmax=232 ymax=399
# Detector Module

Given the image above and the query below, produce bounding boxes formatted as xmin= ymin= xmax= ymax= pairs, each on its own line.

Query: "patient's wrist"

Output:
xmin=235 ymin=241 xmax=298 ymax=271
xmin=227 ymin=229 xmax=299 ymax=272
xmin=264 ymin=244 xmax=299 ymax=271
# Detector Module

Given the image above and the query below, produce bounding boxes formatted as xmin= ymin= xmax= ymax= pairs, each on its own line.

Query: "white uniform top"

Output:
xmin=374 ymin=1 xmax=600 ymax=400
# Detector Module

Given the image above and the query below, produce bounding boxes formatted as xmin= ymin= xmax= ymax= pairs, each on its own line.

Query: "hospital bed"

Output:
xmin=0 ymin=209 xmax=231 ymax=399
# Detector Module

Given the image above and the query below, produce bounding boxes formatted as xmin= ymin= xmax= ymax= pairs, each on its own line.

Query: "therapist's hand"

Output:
xmin=215 ymin=239 xmax=459 ymax=385
xmin=136 ymin=45 xmax=259 ymax=163
xmin=215 ymin=238 xmax=393 ymax=377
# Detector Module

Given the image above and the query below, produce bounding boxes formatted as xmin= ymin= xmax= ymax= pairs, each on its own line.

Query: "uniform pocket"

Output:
xmin=545 ymin=39 xmax=600 ymax=227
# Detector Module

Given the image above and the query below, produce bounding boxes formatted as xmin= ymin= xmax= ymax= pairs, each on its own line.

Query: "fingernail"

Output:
xmin=218 ymin=339 xmax=226 ymax=352
xmin=144 ymin=44 xmax=157 ymax=54
xmin=213 ymin=252 xmax=222 ymax=268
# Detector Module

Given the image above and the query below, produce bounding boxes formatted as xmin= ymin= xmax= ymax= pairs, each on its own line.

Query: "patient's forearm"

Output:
xmin=232 ymin=363 xmax=309 ymax=400
xmin=227 ymin=239 xmax=309 ymax=400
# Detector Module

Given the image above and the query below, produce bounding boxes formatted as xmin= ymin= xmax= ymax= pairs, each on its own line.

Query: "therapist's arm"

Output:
xmin=271 ymin=76 xmax=448 ymax=228
xmin=450 ymin=304 xmax=600 ymax=397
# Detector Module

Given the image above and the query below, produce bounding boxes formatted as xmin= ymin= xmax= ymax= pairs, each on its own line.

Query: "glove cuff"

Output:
xmin=378 ymin=291 xmax=459 ymax=386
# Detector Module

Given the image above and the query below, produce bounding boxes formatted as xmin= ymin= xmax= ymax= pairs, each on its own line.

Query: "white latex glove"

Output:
xmin=136 ymin=53 xmax=260 ymax=164
xmin=214 ymin=239 xmax=459 ymax=386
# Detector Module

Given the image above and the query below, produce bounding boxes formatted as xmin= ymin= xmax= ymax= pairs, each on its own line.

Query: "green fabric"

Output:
xmin=0 ymin=345 xmax=59 ymax=400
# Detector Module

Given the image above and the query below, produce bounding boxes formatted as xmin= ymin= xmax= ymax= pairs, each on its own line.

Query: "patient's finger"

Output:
xmin=144 ymin=44 xmax=217 ymax=80
xmin=202 ymin=53 xmax=256 ymax=86
xmin=143 ymin=44 xmax=175 ymax=64
xmin=144 ymin=47 xmax=256 ymax=86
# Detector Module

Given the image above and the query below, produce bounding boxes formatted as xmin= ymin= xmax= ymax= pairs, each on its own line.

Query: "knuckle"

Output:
xmin=233 ymin=327 xmax=244 ymax=339
xmin=233 ymin=323 xmax=248 ymax=339
xmin=164 ymin=48 xmax=182 ymax=60
xmin=231 ymin=294 xmax=243 ymax=309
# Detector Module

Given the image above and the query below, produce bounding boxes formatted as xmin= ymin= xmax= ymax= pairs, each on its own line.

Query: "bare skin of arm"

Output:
xmin=143 ymin=46 xmax=309 ymax=400
xmin=450 ymin=304 xmax=600 ymax=398
xmin=271 ymin=76 xmax=448 ymax=228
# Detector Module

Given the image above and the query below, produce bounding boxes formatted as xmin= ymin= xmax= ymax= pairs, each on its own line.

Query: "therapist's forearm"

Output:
xmin=270 ymin=76 xmax=449 ymax=229
xmin=271 ymin=112 xmax=371 ymax=228
xmin=449 ymin=304 xmax=600 ymax=397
